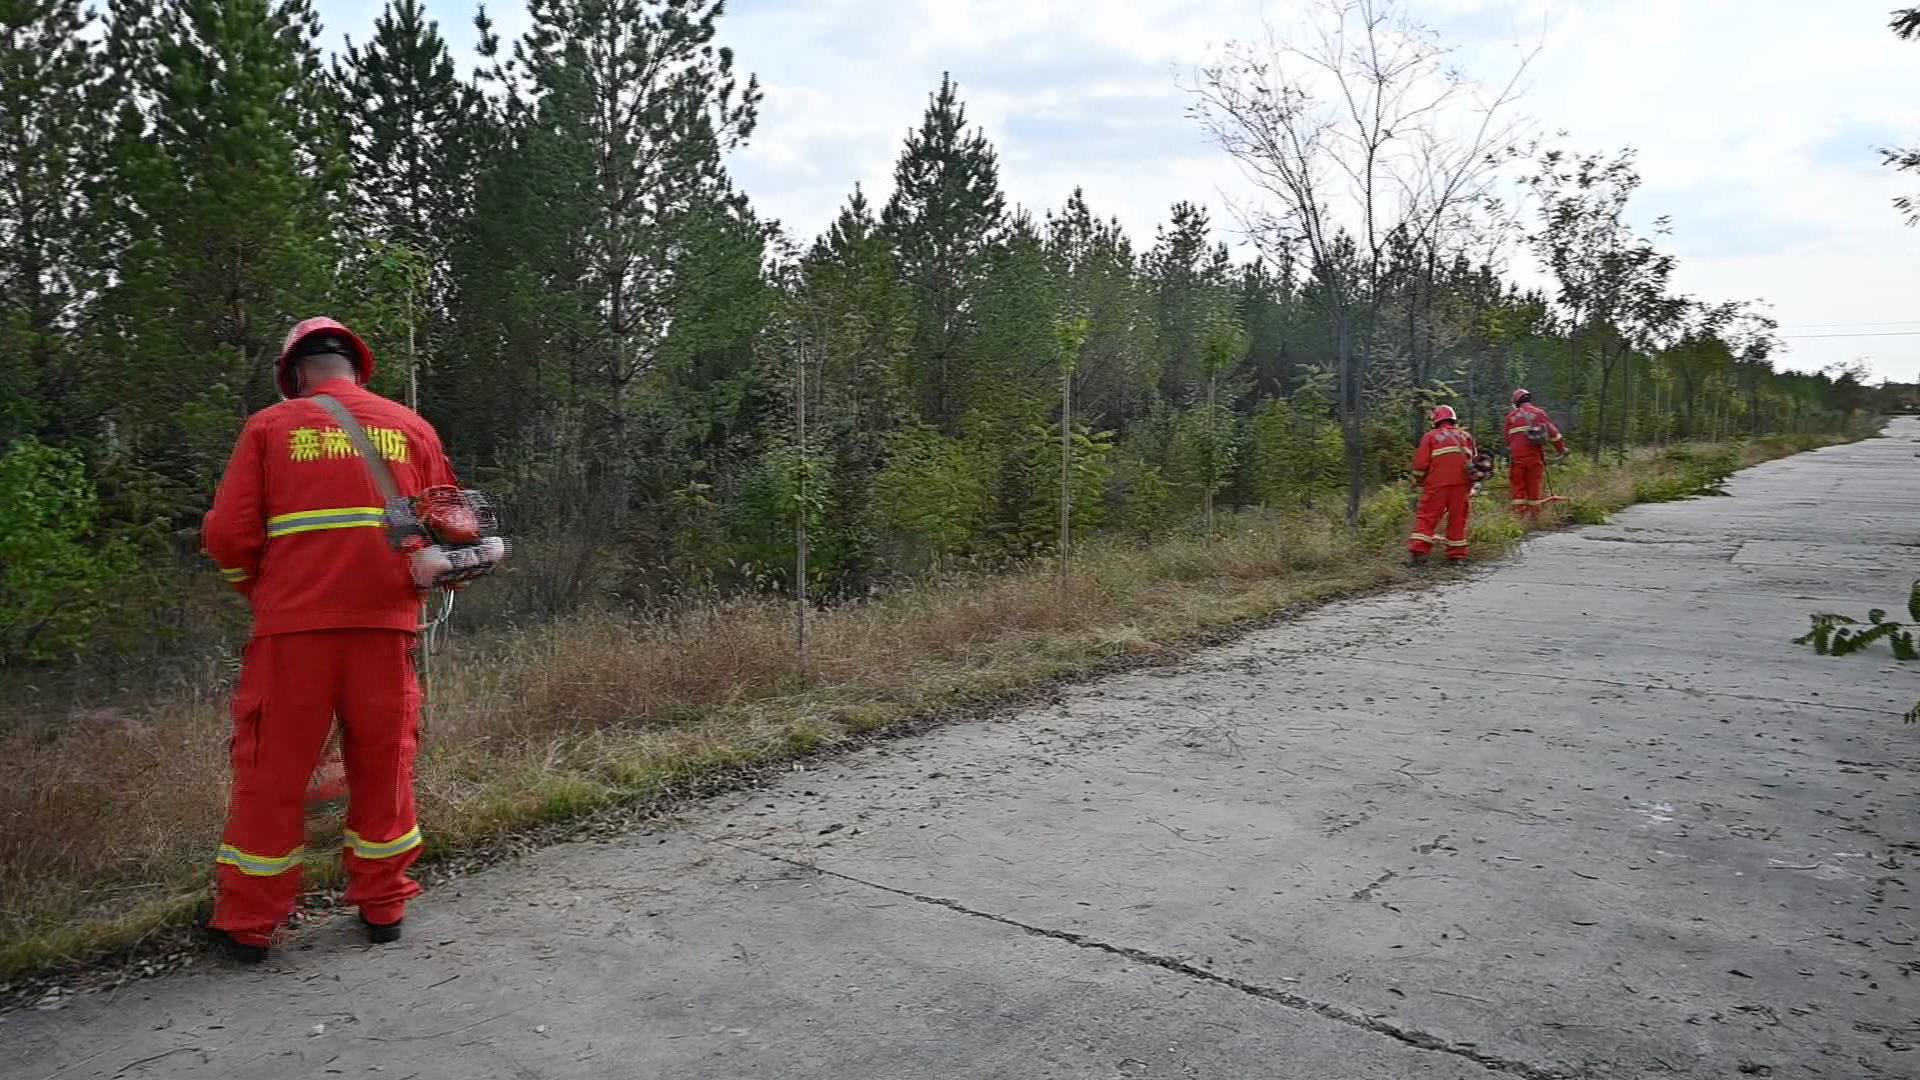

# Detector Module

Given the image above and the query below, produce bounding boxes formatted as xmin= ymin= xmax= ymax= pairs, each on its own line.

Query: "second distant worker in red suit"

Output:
xmin=1504 ymin=388 xmax=1568 ymax=522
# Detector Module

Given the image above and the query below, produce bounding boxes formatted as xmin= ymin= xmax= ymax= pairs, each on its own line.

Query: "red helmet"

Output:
xmin=276 ymin=317 xmax=374 ymax=399
xmin=1512 ymin=388 xmax=1532 ymax=405
xmin=1430 ymin=405 xmax=1458 ymax=425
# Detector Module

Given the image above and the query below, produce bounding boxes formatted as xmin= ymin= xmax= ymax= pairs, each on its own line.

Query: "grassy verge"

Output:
xmin=0 ymin=430 xmax=1866 ymax=984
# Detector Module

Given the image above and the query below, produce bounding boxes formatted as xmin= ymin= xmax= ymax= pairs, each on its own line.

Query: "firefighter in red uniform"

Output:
xmin=199 ymin=318 xmax=458 ymax=961
xmin=1504 ymin=388 xmax=1569 ymax=522
xmin=1408 ymin=405 xmax=1477 ymax=565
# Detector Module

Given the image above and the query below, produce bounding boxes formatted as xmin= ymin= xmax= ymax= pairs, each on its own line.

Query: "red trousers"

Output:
xmin=1510 ymin=457 xmax=1547 ymax=519
xmin=211 ymin=629 xmax=424 ymax=945
xmin=1409 ymin=483 xmax=1471 ymax=559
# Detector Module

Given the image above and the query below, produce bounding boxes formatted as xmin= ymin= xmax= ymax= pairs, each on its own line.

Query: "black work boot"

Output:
xmin=1408 ymin=551 xmax=1429 ymax=568
xmin=361 ymin=914 xmax=404 ymax=944
xmin=194 ymin=902 xmax=269 ymax=965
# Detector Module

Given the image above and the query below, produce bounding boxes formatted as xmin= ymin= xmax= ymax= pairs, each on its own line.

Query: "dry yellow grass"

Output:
xmin=0 ymin=431 xmax=1858 ymax=979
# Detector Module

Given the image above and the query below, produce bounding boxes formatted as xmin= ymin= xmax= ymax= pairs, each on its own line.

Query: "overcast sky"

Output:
xmin=321 ymin=0 xmax=1920 ymax=382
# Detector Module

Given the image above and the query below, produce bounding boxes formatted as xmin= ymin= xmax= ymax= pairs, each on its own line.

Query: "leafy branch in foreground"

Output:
xmin=1793 ymin=579 xmax=1920 ymax=722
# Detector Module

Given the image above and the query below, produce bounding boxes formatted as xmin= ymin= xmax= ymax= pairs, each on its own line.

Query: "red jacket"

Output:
xmin=202 ymin=378 xmax=459 ymax=637
xmin=1505 ymin=403 xmax=1567 ymax=462
xmin=1411 ymin=424 xmax=1476 ymax=488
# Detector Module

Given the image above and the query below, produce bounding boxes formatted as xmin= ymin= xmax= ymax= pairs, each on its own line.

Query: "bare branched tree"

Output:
xmin=1528 ymin=148 xmax=1677 ymax=451
xmin=1884 ymin=8 xmax=1920 ymax=223
xmin=1191 ymin=0 xmax=1533 ymax=523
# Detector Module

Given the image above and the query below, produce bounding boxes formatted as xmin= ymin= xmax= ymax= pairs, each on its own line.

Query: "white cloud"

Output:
xmin=319 ymin=0 xmax=1920 ymax=381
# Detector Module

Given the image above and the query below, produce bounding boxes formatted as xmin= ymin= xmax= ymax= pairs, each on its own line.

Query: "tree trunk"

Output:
xmin=1203 ymin=373 xmax=1217 ymax=541
xmin=1335 ymin=306 xmax=1363 ymax=526
xmin=1407 ymin=272 xmax=1423 ymax=443
xmin=1465 ymin=349 xmax=1478 ymax=434
xmin=1059 ymin=359 xmax=1071 ymax=596
xmin=406 ymin=280 xmax=418 ymax=411
xmin=1623 ymin=354 xmax=1635 ymax=448
xmin=795 ymin=343 xmax=809 ymax=677
xmin=1594 ymin=347 xmax=1613 ymax=458
xmin=1564 ymin=325 xmax=1580 ymax=439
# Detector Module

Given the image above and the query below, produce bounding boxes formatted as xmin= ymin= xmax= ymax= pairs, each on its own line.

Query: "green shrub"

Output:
xmin=0 ymin=439 xmax=137 ymax=663
xmin=1793 ymin=580 xmax=1920 ymax=723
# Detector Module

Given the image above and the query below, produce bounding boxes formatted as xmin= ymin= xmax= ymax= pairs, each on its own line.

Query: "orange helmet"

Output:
xmin=1512 ymin=388 xmax=1532 ymax=405
xmin=276 ymin=317 xmax=374 ymax=399
xmin=1430 ymin=405 xmax=1458 ymax=425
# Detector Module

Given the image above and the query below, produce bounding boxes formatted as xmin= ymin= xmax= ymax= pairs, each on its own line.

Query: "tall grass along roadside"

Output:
xmin=0 ymin=431 xmax=1862 ymax=985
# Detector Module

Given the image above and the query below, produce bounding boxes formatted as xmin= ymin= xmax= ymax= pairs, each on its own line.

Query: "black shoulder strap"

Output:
xmin=310 ymin=393 xmax=401 ymax=504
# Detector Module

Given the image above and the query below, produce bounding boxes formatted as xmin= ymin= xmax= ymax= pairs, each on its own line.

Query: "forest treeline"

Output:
xmin=0 ymin=0 xmax=1900 ymax=668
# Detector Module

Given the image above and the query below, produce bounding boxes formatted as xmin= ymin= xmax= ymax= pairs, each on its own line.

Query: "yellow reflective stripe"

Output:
xmin=219 ymin=567 xmax=249 ymax=582
xmin=1507 ymin=425 xmax=1532 ymax=435
xmin=217 ymin=844 xmax=304 ymax=877
xmin=269 ymin=518 xmax=384 ymax=537
xmin=343 ymin=826 xmax=422 ymax=860
xmin=268 ymin=506 xmax=386 ymax=524
xmin=265 ymin=507 xmax=386 ymax=538
xmin=1430 ymin=446 xmax=1467 ymax=458
xmin=1443 ymin=538 xmax=1470 ymax=547
xmin=1409 ymin=532 xmax=1436 ymax=543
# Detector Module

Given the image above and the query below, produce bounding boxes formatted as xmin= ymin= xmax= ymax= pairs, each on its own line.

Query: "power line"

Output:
xmin=1777 ymin=331 xmax=1920 ymax=340
xmin=1775 ymin=319 xmax=1920 ymax=329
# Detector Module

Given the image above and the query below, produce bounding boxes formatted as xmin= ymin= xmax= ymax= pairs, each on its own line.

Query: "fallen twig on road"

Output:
xmin=364 ymin=1007 xmax=527 ymax=1043
xmin=1431 ymin=988 xmax=1493 ymax=1004
xmin=115 ymin=1046 xmax=202 ymax=1073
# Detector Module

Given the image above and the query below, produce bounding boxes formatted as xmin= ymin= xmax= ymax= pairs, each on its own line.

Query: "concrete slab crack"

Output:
xmin=706 ymin=836 xmax=1582 ymax=1080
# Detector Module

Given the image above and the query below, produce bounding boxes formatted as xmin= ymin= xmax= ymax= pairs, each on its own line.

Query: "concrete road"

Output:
xmin=6 ymin=421 xmax=1917 ymax=1080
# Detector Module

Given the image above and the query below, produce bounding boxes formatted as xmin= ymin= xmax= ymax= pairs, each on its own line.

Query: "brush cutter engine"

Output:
xmin=1467 ymin=451 xmax=1496 ymax=485
xmin=384 ymin=486 xmax=509 ymax=589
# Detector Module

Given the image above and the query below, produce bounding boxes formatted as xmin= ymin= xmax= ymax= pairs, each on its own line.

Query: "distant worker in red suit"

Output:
xmin=199 ymin=317 xmax=459 ymax=962
xmin=1504 ymin=388 xmax=1569 ymax=522
xmin=1408 ymin=405 xmax=1477 ymax=565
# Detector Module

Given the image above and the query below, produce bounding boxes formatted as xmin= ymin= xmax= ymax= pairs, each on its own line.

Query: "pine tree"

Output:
xmin=881 ymin=73 xmax=1006 ymax=429
xmin=333 ymin=0 xmax=483 ymax=399
xmin=797 ymin=184 xmax=915 ymax=579
xmin=439 ymin=33 xmax=597 ymax=471
xmin=0 ymin=0 xmax=109 ymax=447
xmin=104 ymin=0 xmax=347 ymax=491
xmin=511 ymin=0 xmax=761 ymax=513
xmin=1045 ymin=188 xmax=1153 ymax=429
xmin=1145 ymin=201 xmax=1226 ymax=406
xmin=334 ymin=0 xmax=478 ymax=253
xmin=968 ymin=212 xmax=1057 ymax=433
xmin=803 ymin=185 xmax=913 ymax=442
xmin=969 ymin=212 xmax=1063 ymax=546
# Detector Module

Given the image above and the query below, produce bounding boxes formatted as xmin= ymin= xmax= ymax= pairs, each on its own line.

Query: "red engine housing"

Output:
xmin=415 ymin=485 xmax=483 ymax=545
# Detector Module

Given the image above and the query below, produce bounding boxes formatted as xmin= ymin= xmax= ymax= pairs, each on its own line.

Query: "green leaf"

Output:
xmin=1892 ymin=632 xmax=1918 ymax=663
